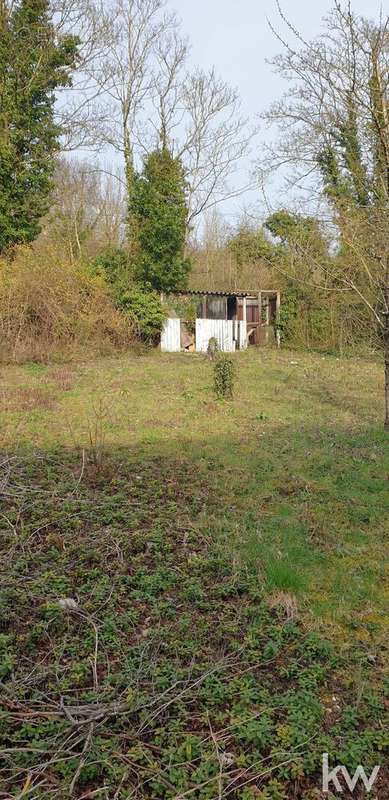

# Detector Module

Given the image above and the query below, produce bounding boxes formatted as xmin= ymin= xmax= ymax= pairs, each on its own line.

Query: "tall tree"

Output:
xmin=131 ymin=148 xmax=190 ymax=292
xmin=0 ymin=0 xmax=78 ymax=253
xmin=80 ymin=0 xmax=252 ymax=231
xmin=261 ymin=3 xmax=389 ymax=426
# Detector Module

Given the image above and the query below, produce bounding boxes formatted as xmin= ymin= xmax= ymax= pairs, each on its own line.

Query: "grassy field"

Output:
xmin=0 ymin=348 xmax=388 ymax=798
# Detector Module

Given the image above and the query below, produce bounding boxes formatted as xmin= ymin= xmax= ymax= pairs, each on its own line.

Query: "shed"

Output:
xmin=160 ymin=289 xmax=281 ymax=353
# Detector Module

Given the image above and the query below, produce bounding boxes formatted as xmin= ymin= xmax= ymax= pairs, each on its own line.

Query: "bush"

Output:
xmin=213 ymin=355 xmax=236 ymax=399
xmin=119 ymin=286 xmax=166 ymax=344
xmin=90 ymin=247 xmax=133 ymax=289
xmin=0 ymin=246 xmax=134 ymax=363
xmin=278 ymin=284 xmax=376 ymax=354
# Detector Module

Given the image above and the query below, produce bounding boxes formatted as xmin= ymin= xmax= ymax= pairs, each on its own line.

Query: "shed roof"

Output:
xmin=174 ymin=290 xmax=248 ymax=298
xmin=172 ymin=289 xmax=279 ymax=298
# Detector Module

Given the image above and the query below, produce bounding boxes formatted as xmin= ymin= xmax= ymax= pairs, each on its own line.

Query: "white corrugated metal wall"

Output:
xmin=161 ymin=318 xmax=247 ymax=353
xmin=237 ymin=320 xmax=248 ymax=351
xmin=195 ymin=319 xmax=247 ymax=352
xmin=196 ymin=319 xmax=234 ymax=352
xmin=161 ymin=318 xmax=181 ymax=352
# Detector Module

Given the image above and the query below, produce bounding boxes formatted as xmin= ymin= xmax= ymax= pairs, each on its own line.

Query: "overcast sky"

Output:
xmin=170 ymin=0 xmax=385 ymax=222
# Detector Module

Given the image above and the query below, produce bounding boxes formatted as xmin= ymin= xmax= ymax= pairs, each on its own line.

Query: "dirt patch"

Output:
xmin=0 ymin=385 xmax=56 ymax=412
xmin=48 ymin=366 xmax=75 ymax=392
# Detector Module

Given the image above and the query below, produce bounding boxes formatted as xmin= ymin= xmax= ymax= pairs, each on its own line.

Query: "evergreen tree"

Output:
xmin=0 ymin=0 xmax=78 ymax=253
xmin=130 ymin=148 xmax=191 ymax=293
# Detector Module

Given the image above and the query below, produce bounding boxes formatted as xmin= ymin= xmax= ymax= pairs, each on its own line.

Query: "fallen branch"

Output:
xmin=69 ymin=723 xmax=95 ymax=797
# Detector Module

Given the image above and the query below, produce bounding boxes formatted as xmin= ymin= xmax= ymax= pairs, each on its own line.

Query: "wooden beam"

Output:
xmin=276 ymin=291 xmax=281 ymax=348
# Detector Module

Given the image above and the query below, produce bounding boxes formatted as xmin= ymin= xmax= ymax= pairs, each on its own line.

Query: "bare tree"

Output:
xmin=261 ymin=3 xmax=389 ymax=198
xmin=152 ymin=27 xmax=188 ymax=150
xmin=70 ymin=0 xmax=253 ymax=226
xmin=81 ymin=0 xmax=178 ymax=187
xmin=189 ymin=209 xmax=232 ymax=290
xmin=261 ymin=2 xmax=389 ymax=426
xmin=52 ymin=0 xmax=114 ymax=150
xmin=178 ymin=69 xmax=253 ymax=223
xmin=39 ymin=158 xmax=125 ymax=260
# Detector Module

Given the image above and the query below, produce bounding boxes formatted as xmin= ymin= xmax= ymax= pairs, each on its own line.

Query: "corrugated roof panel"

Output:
xmin=171 ymin=290 xmax=279 ymax=298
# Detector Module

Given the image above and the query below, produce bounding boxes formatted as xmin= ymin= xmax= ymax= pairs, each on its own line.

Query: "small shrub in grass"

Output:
xmin=207 ymin=336 xmax=218 ymax=360
xmin=213 ymin=354 xmax=235 ymax=399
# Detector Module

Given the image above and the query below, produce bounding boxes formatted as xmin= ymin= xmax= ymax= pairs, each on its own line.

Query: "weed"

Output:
xmin=207 ymin=335 xmax=219 ymax=360
xmin=86 ymin=397 xmax=109 ymax=469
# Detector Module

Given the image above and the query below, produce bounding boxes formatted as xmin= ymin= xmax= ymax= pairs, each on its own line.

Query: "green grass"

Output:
xmin=0 ymin=348 xmax=388 ymax=798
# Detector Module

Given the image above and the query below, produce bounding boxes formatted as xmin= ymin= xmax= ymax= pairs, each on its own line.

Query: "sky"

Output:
xmin=167 ymin=0 xmax=386 ymax=223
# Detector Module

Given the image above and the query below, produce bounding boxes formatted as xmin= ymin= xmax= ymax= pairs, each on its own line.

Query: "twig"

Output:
xmin=69 ymin=723 xmax=95 ymax=797
xmin=71 ymin=448 xmax=86 ymax=495
xmin=207 ymin=713 xmax=223 ymax=800
xmin=14 ymin=778 xmax=48 ymax=800
xmin=77 ymin=788 xmax=109 ymax=800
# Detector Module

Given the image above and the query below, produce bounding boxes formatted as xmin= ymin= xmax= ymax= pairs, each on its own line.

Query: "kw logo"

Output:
xmin=322 ymin=753 xmax=380 ymax=794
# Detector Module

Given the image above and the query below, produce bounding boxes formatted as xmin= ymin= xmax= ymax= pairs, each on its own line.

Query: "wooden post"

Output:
xmin=276 ymin=291 xmax=281 ymax=348
xmin=257 ymin=291 xmax=262 ymax=346
xmin=264 ymin=295 xmax=270 ymax=344
xmin=202 ymin=296 xmax=207 ymax=318
xmin=242 ymin=296 xmax=247 ymax=348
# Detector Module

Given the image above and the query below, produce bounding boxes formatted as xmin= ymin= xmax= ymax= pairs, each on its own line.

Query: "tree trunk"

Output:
xmin=385 ymin=331 xmax=389 ymax=429
xmin=124 ymin=133 xmax=138 ymax=255
xmin=385 ymin=258 xmax=389 ymax=429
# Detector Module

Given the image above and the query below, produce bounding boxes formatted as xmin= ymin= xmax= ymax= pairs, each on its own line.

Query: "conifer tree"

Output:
xmin=0 ymin=0 xmax=78 ymax=253
xmin=130 ymin=148 xmax=191 ymax=293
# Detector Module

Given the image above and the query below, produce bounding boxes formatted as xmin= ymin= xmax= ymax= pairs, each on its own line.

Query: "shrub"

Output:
xmin=277 ymin=281 xmax=376 ymax=354
xmin=213 ymin=354 xmax=235 ymax=399
xmin=0 ymin=246 xmax=134 ymax=363
xmin=207 ymin=336 xmax=218 ymax=360
xmin=90 ymin=247 xmax=133 ymax=289
xmin=119 ymin=286 xmax=166 ymax=344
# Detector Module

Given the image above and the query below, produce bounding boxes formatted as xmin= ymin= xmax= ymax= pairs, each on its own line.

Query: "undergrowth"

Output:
xmin=0 ymin=246 xmax=134 ymax=363
xmin=0 ymin=451 xmax=387 ymax=799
